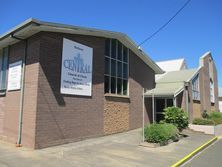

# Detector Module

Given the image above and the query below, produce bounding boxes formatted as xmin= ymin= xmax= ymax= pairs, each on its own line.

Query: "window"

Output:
xmin=210 ymin=79 xmax=215 ymax=103
xmin=0 ymin=48 xmax=8 ymax=91
xmin=209 ymin=59 xmax=215 ymax=103
xmin=208 ymin=58 xmax=213 ymax=79
xmin=192 ymin=74 xmax=200 ymax=100
xmin=155 ymin=98 xmax=173 ymax=122
xmin=167 ymin=99 xmax=173 ymax=106
xmin=104 ymin=39 xmax=129 ymax=95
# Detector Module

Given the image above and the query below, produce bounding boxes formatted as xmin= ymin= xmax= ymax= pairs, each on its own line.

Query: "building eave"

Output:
xmin=0 ymin=18 xmax=163 ymax=74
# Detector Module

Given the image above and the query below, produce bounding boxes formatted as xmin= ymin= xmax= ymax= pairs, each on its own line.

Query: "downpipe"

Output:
xmin=10 ymin=34 xmax=27 ymax=147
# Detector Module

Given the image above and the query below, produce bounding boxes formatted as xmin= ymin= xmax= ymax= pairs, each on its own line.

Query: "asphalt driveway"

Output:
xmin=0 ymin=129 xmax=215 ymax=167
xmin=184 ymin=138 xmax=222 ymax=167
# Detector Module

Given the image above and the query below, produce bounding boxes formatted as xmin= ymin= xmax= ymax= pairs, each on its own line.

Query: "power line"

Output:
xmin=138 ymin=0 xmax=191 ymax=47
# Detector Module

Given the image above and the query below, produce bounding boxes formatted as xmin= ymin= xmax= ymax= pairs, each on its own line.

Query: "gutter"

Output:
xmin=10 ymin=34 xmax=27 ymax=147
xmin=1 ymin=18 xmax=164 ymax=75
xmin=0 ymin=18 xmax=40 ymax=40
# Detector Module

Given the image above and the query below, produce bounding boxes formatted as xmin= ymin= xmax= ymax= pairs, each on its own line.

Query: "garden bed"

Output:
xmin=140 ymin=133 xmax=186 ymax=148
xmin=141 ymin=107 xmax=189 ymax=147
xmin=189 ymin=124 xmax=222 ymax=136
xmin=190 ymin=111 xmax=222 ymax=136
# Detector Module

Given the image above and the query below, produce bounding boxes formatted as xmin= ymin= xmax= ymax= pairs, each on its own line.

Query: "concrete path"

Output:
xmin=184 ymin=138 xmax=222 ymax=167
xmin=0 ymin=129 xmax=214 ymax=167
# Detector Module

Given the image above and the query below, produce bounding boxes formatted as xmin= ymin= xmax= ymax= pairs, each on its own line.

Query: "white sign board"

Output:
xmin=7 ymin=60 xmax=22 ymax=91
xmin=60 ymin=38 xmax=93 ymax=96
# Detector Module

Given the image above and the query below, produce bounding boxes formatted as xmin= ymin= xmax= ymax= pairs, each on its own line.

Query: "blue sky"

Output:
xmin=0 ymin=0 xmax=221 ymax=86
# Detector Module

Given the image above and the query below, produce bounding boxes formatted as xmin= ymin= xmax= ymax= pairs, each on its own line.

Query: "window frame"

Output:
xmin=210 ymin=79 xmax=215 ymax=103
xmin=104 ymin=39 xmax=129 ymax=96
xmin=0 ymin=47 xmax=8 ymax=94
xmin=192 ymin=74 xmax=200 ymax=101
xmin=155 ymin=97 xmax=174 ymax=122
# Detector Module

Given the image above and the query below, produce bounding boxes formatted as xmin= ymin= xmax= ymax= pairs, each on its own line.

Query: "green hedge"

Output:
xmin=208 ymin=112 xmax=222 ymax=125
xmin=192 ymin=118 xmax=214 ymax=125
xmin=144 ymin=123 xmax=179 ymax=144
xmin=192 ymin=112 xmax=222 ymax=125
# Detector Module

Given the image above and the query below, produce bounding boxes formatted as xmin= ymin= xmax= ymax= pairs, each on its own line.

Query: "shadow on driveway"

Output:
xmin=0 ymin=129 xmax=215 ymax=167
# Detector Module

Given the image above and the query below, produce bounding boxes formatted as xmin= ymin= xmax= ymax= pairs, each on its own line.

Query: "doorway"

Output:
xmin=155 ymin=98 xmax=173 ymax=122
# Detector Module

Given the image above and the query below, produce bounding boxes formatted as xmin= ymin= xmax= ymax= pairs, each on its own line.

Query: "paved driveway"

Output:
xmin=184 ymin=138 xmax=222 ymax=167
xmin=0 ymin=129 xmax=214 ymax=167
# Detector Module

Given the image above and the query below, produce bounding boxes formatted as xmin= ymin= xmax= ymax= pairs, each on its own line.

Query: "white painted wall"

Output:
xmin=189 ymin=124 xmax=222 ymax=136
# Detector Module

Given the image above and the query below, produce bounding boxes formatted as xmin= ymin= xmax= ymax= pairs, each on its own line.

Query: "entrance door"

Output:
xmin=156 ymin=99 xmax=165 ymax=122
xmin=156 ymin=98 xmax=173 ymax=122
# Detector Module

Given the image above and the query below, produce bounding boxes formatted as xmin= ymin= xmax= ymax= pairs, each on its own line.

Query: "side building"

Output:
xmin=219 ymin=88 xmax=222 ymax=112
xmin=155 ymin=58 xmax=187 ymax=80
xmin=0 ymin=19 xmax=163 ymax=148
xmin=156 ymin=58 xmax=187 ymax=72
xmin=145 ymin=52 xmax=219 ymax=122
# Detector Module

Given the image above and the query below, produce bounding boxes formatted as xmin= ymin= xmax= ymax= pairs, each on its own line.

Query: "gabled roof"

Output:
xmin=145 ymin=69 xmax=199 ymax=97
xmin=0 ymin=18 xmax=163 ymax=74
xmin=156 ymin=69 xmax=199 ymax=83
xmin=156 ymin=58 xmax=187 ymax=72
xmin=144 ymin=82 xmax=184 ymax=97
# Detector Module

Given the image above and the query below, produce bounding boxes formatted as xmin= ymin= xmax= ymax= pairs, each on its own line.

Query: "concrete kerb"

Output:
xmin=171 ymin=136 xmax=218 ymax=167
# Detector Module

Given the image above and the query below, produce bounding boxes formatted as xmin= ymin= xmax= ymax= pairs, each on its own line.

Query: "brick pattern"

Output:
xmin=2 ymin=42 xmax=24 ymax=144
xmin=129 ymin=51 xmax=155 ymax=129
xmin=104 ymin=97 xmax=129 ymax=134
xmin=0 ymin=34 xmax=40 ymax=148
xmin=35 ymin=32 xmax=105 ymax=148
xmin=0 ymin=31 xmax=156 ymax=149
xmin=199 ymin=55 xmax=219 ymax=112
xmin=193 ymin=102 xmax=202 ymax=118
xmin=35 ymin=32 xmax=155 ymax=148
xmin=22 ymin=35 xmax=40 ymax=148
xmin=211 ymin=105 xmax=216 ymax=112
xmin=189 ymin=54 xmax=219 ymax=120
xmin=0 ymin=98 xmax=5 ymax=135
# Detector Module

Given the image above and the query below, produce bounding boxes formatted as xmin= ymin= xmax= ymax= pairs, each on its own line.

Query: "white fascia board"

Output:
xmin=174 ymin=86 xmax=185 ymax=97
xmin=186 ymin=67 xmax=201 ymax=82
xmin=199 ymin=51 xmax=212 ymax=67
xmin=0 ymin=24 xmax=40 ymax=49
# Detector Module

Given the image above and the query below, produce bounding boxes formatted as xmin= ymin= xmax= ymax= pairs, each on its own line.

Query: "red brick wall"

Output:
xmin=35 ymin=32 xmax=155 ymax=148
xmin=2 ymin=42 xmax=24 ymax=144
xmin=22 ymin=35 xmax=40 ymax=148
xmin=35 ymin=32 xmax=105 ymax=148
xmin=104 ymin=97 xmax=130 ymax=134
xmin=129 ymin=51 xmax=155 ymax=129
xmin=0 ymin=98 xmax=5 ymax=135
xmin=0 ymin=34 xmax=40 ymax=148
xmin=184 ymin=53 xmax=219 ymax=121
xmin=0 ymin=31 xmax=156 ymax=149
xmin=195 ymin=54 xmax=219 ymax=114
xmin=103 ymin=50 xmax=155 ymax=134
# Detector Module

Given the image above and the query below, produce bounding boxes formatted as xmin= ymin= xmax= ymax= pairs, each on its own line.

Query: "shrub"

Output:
xmin=202 ymin=110 xmax=209 ymax=119
xmin=208 ymin=112 xmax=222 ymax=125
xmin=163 ymin=107 xmax=189 ymax=132
xmin=193 ymin=112 xmax=222 ymax=125
xmin=144 ymin=123 xmax=179 ymax=144
xmin=208 ymin=111 xmax=222 ymax=119
xmin=192 ymin=118 xmax=214 ymax=125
